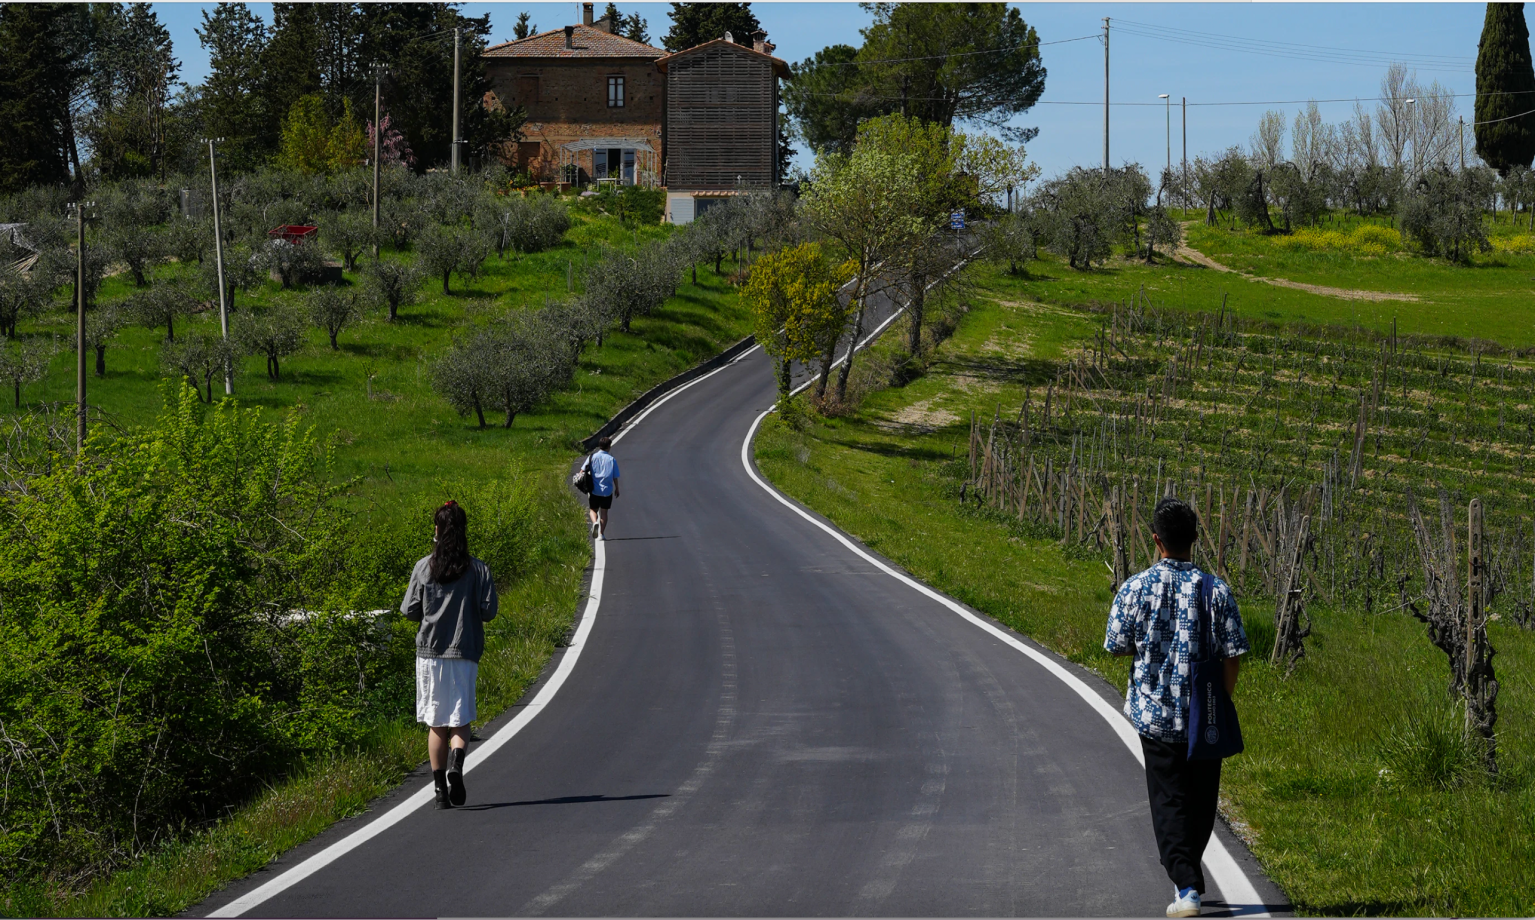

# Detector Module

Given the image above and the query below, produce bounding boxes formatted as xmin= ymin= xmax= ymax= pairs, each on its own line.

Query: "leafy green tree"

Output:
xmin=1029 ymin=168 xmax=1120 ymax=269
xmin=513 ymin=11 xmax=537 ymax=39
xmin=362 ymin=257 xmax=422 ymax=322
xmin=307 ymin=287 xmax=359 ymax=350
xmin=238 ymin=305 xmax=307 ymax=379
xmin=1475 ymin=2 xmax=1535 ymax=175
xmin=197 ymin=2 xmax=271 ymax=170
xmin=0 ymin=386 xmax=411 ymax=878
xmin=743 ymin=242 xmax=851 ymax=404
xmin=662 ymin=2 xmax=759 ymax=51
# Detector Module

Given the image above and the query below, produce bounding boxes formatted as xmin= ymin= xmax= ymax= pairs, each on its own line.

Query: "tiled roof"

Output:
xmin=484 ymin=25 xmax=665 ymax=59
xmin=655 ymin=39 xmax=790 ymax=78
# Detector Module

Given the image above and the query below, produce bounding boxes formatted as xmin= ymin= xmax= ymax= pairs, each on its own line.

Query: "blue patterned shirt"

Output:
xmin=1104 ymin=559 xmax=1249 ymax=743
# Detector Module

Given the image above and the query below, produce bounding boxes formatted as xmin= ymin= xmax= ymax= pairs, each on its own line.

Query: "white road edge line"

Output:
xmin=209 ymin=338 xmax=767 ymax=917
xmin=744 ymin=308 xmax=1272 ymax=918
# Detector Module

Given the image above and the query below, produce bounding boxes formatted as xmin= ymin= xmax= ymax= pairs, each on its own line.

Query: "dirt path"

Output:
xmin=1173 ymin=229 xmax=1421 ymax=303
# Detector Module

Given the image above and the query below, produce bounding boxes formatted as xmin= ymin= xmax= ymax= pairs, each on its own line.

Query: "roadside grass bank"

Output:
xmin=2 ymin=209 xmax=754 ymax=916
xmin=753 ymin=264 xmax=1535 ymax=916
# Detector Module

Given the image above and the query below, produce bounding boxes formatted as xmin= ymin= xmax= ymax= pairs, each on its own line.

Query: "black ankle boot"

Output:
xmin=433 ymin=769 xmax=451 ymax=809
xmin=447 ymin=747 xmax=467 ymax=806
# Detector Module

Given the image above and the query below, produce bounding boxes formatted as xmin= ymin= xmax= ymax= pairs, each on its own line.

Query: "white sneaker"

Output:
xmin=1166 ymin=889 xmax=1201 ymax=917
xmin=590 ymin=520 xmax=599 ymax=539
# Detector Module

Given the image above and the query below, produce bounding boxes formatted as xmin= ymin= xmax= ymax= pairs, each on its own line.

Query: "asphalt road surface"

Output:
xmin=199 ymin=298 xmax=1287 ymax=918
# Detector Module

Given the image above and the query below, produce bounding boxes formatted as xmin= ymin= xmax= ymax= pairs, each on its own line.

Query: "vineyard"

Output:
xmin=962 ymin=291 xmax=1529 ymax=769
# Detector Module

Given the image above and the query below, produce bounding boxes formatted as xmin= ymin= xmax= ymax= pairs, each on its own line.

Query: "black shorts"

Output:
xmin=588 ymin=493 xmax=613 ymax=510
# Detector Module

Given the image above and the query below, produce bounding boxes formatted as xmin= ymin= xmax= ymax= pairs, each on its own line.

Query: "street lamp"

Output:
xmin=1159 ymin=94 xmax=1171 ymax=193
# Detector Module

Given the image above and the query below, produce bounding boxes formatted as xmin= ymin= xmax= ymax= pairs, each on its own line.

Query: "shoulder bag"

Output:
xmin=573 ymin=453 xmax=595 ymax=494
xmin=1187 ymin=572 xmax=1244 ymax=761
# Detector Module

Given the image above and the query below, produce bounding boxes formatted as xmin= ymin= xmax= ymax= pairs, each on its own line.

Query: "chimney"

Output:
xmin=752 ymin=29 xmax=770 ymax=53
xmin=594 ymin=15 xmax=613 ymax=34
xmin=564 ymin=25 xmax=575 ymax=49
xmin=582 ymin=3 xmax=593 ymax=26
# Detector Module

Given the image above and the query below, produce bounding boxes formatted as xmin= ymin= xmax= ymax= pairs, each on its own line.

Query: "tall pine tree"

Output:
xmin=1476 ymin=2 xmax=1535 ymax=174
xmin=662 ymin=3 xmax=759 ymax=52
xmin=0 ymin=4 xmax=90 ymax=192
xmin=198 ymin=3 xmax=271 ymax=170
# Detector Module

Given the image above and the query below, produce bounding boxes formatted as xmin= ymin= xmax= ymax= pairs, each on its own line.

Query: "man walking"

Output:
xmin=586 ymin=436 xmax=620 ymax=541
xmin=1104 ymin=497 xmax=1249 ymax=917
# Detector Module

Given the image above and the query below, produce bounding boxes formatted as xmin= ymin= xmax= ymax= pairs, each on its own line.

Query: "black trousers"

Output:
xmin=1140 ymin=734 xmax=1223 ymax=894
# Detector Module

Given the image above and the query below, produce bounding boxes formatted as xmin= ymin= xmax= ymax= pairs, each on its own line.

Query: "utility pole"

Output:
xmin=1459 ymin=115 xmax=1466 ymax=172
xmin=451 ymin=27 xmax=462 ymax=174
xmin=1102 ymin=18 xmax=1110 ymax=173
xmin=1182 ymin=97 xmax=1188 ymax=213
xmin=69 ymin=201 xmax=94 ymax=454
xmin=373 ymin=64 xmax=386 ymax=258
xmin=1160 ymin=93 xmax=1171 ymax=188
xmin=206 ymin=137 xmax=231 ymax=396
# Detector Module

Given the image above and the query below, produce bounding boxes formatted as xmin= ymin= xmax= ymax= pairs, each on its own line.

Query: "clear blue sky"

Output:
xmin=153 ymin=2 xmax=1488 ymax=179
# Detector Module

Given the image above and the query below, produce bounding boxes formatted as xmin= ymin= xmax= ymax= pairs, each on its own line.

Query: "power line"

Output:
xmin=1112 ymin=20 xmax=1474 ymax=74
xmin=811 ymin=32 xmax=1098 ymax=67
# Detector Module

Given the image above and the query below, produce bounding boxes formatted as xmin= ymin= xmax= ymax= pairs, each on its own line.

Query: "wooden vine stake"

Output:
xmin=1465 ymin=499 xmax=1498 ymax=774
xmin=1270 ymin=512 xmax=1311 ymax=675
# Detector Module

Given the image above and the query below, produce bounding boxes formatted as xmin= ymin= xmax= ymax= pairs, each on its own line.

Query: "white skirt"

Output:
xmin=416 ymin=657 xmax=478 ymax=727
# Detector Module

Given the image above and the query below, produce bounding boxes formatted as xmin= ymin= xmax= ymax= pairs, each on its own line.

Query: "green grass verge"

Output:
xmin=4 ymin=208 xmax=754 ymax=916
xmin=753 ymin=264 xmax=1535 ymax=916
xmin=1015 ymin=215 xmax=1535 ymax=347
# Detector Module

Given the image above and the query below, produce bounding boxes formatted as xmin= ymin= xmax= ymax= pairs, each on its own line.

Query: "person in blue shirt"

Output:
xmin=584 ymin=436 xmax=620 ymax=541
xmin=1105 ymin=497 xmax=1249 ymax=918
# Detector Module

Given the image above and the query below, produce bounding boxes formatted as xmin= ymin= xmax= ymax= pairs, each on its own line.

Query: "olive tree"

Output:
xmin=258 ymin=239 xmax=327 ymax=290
xmin=126 ymin=280 xmax=199 ymax=342
xmin=0 ymin=334 xmax=56 ymax=408
xmin=238 ymin=306 xmax=307 ymax=380
xmin=362 ymin=258 xmax=422 ymax=322
xmin=83 ymin=304 xmax=126 ymax=377
xmin=307 ymin=288 xmax=359 ymax=350
xmin=161 ymin=333 xmax=239 ymax=403
xmin=99 ymin=182 xmax=172 ymax=286
xmin=432 ymin=307 xmax=573 ymax=429
xmin=418 ymin=226 xmax=490 ymax=295
xmin=321 ymin=211 xmax=375 ymax=271
xmin=1400 ymin=166 xmax=1493 ymax=262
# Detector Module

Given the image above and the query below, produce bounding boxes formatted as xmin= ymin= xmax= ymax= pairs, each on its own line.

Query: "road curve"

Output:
xmin=197 ymin=319 xmax=1286 ymax=917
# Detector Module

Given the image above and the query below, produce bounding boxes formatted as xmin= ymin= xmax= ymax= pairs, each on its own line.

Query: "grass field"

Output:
xmin=755 ymin=259 xmax=1535 ymax=916
xmin=3 ymin=205 xmax=754 ymax=916
xmin=1017 ymin=214 xmax=1535 ymax=347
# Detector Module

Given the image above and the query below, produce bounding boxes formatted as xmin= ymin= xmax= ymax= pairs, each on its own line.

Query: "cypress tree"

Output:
xmin=1475 ymin=2 xmax=1535 ymax=175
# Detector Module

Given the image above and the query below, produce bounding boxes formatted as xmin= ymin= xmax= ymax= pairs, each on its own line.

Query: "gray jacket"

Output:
xmin=401 ymin=556 xmax=499 ymax=662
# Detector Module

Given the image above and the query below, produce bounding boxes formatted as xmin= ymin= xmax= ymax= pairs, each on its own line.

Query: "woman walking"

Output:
xmin=402 ymin=500 xmax=499 ymax=809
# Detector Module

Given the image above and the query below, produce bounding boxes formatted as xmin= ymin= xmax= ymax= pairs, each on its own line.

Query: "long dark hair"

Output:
xmin=430 ymin=501 xmax=471 ymax=583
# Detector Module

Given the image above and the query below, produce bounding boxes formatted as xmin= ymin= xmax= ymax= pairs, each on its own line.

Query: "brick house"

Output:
xmin=657 ymin=34 xmax=788 ymax=224
xmin=483 ymin=4 xmax=665 ymax=184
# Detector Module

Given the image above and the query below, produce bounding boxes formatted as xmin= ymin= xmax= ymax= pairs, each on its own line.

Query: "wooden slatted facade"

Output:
xmin=659 ymin=41 xmax=786 ymax=192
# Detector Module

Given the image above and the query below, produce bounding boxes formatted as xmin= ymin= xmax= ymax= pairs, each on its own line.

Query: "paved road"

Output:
xmin=198 ymin=302 xmax=1286 ymax=917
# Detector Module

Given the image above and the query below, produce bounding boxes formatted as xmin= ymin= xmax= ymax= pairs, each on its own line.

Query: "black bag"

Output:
xmin=1187 ymin=573 xmax=1244 ymax=761
xmin=573 ymin=454 xmax=594 ymax=494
